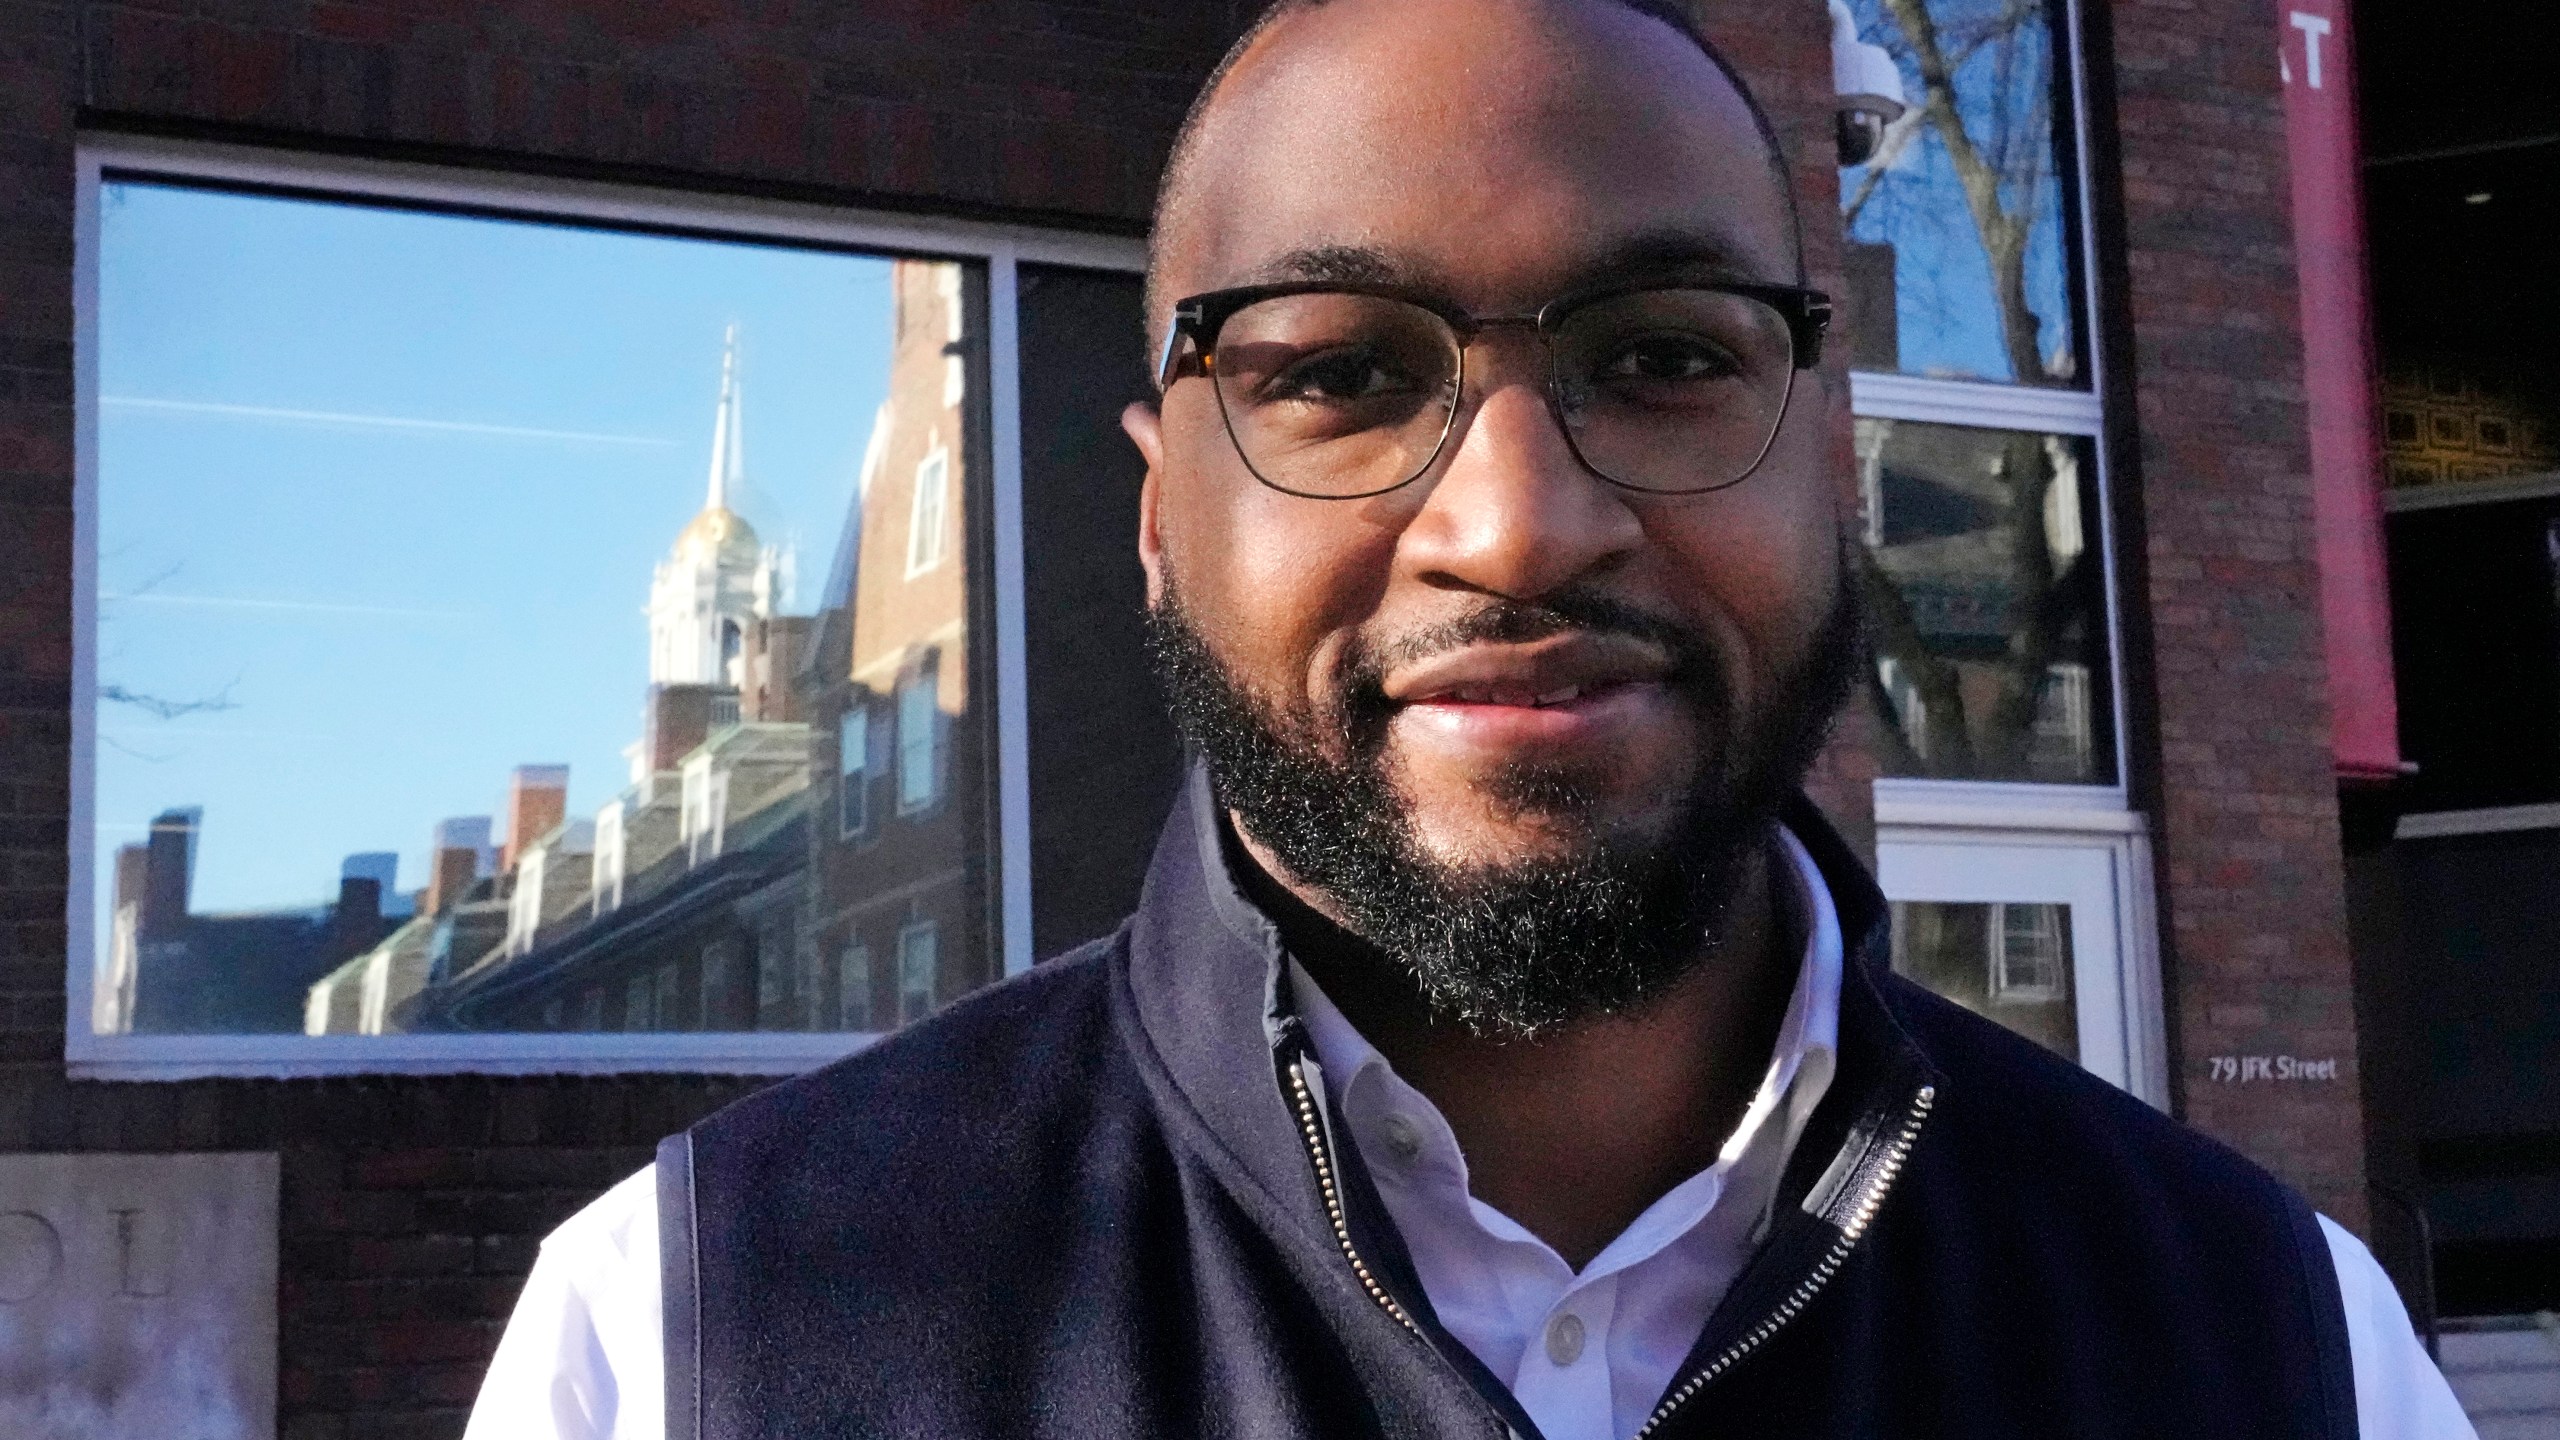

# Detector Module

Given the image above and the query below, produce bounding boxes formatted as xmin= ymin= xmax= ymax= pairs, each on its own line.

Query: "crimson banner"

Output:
xmin=2280 ymin=0 xmax=2403 ymax=784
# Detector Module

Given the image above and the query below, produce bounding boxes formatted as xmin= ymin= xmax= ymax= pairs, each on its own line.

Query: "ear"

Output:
xmin=1123 ymin=400 xmax=1169 ymax=607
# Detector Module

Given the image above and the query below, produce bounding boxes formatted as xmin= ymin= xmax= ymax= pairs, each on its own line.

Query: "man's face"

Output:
xmin=1127 ymin=0 xmax=1857 ymax=1032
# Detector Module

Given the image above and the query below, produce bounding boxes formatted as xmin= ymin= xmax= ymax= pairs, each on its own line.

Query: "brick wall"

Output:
xmin=2094 ymin=0 xmax=2367 ymax=1225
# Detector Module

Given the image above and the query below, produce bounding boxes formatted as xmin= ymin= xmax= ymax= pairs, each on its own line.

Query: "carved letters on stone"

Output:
xmin=0 ymin=1152 xmax=279 ymax=1440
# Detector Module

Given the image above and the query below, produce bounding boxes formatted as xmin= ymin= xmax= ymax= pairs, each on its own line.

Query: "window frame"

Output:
xmin=64 ymin=134 xmax=1145 ymax=1079
xmin=896 ymin=653 xmax=943 ymax=815
xmin=906 ymin=445 xmax=951 ymax=577
xmin=837 ymin=704 xmax=871 ymax=840
xmin=837 ymin=942 xmax=873 ymax=1031
xmin=1876 ymin=820 xmax=2169 ymax=1108
xmin=897 ymin=919 xmax=939 ymax=1025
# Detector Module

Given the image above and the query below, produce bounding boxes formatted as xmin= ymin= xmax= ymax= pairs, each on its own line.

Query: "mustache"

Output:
xmin=1333 ymin=588 xmax=1725 ymax=748
xmin=1346 ymin=587 xmax=1716 ymax=687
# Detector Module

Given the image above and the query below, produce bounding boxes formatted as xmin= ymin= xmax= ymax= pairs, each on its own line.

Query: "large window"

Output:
xmin=1838 ymin=0 xmax=2115 ymax=790
xmin=1840 ymin=0 xmax=2162 ymax=1099
xmin=70 ymin=139 xmax=1143 ymax=1076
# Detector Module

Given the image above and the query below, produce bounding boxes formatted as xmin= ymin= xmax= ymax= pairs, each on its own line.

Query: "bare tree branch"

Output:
xmin=101 ymin=680 xmax=240 ymax=720
xmin=1854 ymin=543 xmax=1979 ymax=776
xmin=1879 ymin=0 xmax=2056 ymax=385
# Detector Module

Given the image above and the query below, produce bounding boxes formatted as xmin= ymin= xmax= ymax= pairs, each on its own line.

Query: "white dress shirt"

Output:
xmin=465 ymin=829 xmax=2476 ymax=1440
xmin=1285 ymin=827 xmax=1844 ymax=1440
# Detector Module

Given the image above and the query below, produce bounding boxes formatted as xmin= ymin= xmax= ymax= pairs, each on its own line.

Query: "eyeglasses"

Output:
xmin=1155 ymin=278 xmax=1829 ymax=500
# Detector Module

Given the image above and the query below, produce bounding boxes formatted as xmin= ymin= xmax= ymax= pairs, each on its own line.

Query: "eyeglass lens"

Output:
xmin=1206 ymin=289 xmax=1797 ymax=498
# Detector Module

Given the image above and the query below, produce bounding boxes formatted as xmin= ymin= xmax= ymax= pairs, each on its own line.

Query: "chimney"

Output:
xmin=425 ymin=817 xmax=493 ymax=915
xmin=328 ymin=873 xmax=384 ymax=964
xmin=645 ymin=686 xmax=717 ymax=773
xmin=112 ymin=844 xmax=149 ymax=915
xmin=501 ymin=766 xmax=569 ymax=874
xmin=426 ymin=850 xmax=475 ymax=916
xmin=138 ymin=807 xmax=199 ymax=941
xmin=743 ymin=617 xmax=814 ymax=723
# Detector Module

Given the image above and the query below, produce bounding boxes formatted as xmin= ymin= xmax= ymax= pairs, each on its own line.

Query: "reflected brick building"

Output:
xmin=798 ymin=258 xmax=993 ymax=1032
xmin=322 ymin=263 xmax=992 ymax=1039
xmin=96 ymin=808 xmax=403 ymax=1035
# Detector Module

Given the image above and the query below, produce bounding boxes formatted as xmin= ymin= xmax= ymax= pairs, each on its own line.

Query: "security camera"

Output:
xmin=1831 ymin=1 xmax=1908 ymax=168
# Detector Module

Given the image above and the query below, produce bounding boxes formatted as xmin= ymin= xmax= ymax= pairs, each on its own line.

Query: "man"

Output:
xmin=469 ymin=1 xmax=2471 ymax=1436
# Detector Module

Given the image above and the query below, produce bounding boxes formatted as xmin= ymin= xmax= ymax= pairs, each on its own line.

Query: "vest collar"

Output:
xmin=1118 ymin=763 xmax=1937 ymax=1227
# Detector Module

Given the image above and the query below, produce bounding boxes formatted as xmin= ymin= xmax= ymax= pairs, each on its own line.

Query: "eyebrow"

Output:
xmin=1244 ymin=225 xmax=1785 ymax=302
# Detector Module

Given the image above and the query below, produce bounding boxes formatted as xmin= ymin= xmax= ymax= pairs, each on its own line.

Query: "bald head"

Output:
xmin=1145 ymin=0 xmax=1803 ymax=339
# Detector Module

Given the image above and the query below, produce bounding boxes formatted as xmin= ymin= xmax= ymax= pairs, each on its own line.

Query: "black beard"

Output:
xmin=1144 ymin=563 xmax=1861 ymax=1038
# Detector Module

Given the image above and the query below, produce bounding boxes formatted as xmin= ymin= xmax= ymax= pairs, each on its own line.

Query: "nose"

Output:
xmin=1395 ymin=348 xmax=1646 ymax=602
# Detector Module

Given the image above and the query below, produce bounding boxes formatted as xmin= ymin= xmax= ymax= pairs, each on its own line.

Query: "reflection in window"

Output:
xmin=89 ymin=180 xmax=1000 ymax=1039
xmin=898 ymin=657 xmax=941 ymax=813
xmin=908 ymin=449 xmax=950 ymax=575
xmin=654 ymin=961 xmax=682 ymax=1032
xmin=1891 ymin=900 xmax=2077 ymax=1059
xmin=838 ymin=707 xmax=870 ymax=838
xmin=898 ymin=921 xmax=938 ymax=1024
xmin=1835 ymin=0 xmax=2081 ymax=385
xmin=2380 ymin=357 xmax=2560 ymax=492
xmin=839 ymin=944 xmax=873 ymax=1030
xmin=1856 ymin=418 xmax=2112 ymax=784
xmin=699 ymin=938 xmax=741 ymax=1031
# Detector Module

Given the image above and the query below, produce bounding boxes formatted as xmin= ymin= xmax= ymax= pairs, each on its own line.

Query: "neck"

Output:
xmin=1234 ymin=820 xmax=1800 ymax=1270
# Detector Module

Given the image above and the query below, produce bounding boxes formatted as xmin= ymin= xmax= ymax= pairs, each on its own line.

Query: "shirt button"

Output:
xmin=1545 ymin=1312 xmax=1586 ymax=1366
xmin=1379 ymin=1112 xmax=1423 ymax=1163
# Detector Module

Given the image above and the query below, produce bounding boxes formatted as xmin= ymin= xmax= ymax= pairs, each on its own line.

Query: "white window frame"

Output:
xmin=64 ymin=134 xmax=1142 ymax=1078
xmin=906 ymin=445 xmax=952 ymax=577
xmin=1877 ymin=818 xmax=2169 ymax=1108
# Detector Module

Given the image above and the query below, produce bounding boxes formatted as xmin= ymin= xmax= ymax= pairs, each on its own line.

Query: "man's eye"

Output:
xmin=1595 ymin=334 xmax=1742 ymax=385
xmin=1261 ymin=347 xmax=1414 ymax=403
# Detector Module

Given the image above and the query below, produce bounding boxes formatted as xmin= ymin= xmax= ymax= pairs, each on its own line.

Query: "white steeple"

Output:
xmin=706 ymin=324 xmax=741 ymax=515
xmin=646 ymin=325 xmax=783 ymax=692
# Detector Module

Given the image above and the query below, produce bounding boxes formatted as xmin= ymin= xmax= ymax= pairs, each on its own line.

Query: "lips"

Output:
xmin=1384 ymin=632 xmax=1676 ymax=711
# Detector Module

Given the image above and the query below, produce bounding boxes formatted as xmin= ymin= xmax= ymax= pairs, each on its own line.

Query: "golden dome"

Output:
xmin=675 ymin=505 xmax=760 ymax=562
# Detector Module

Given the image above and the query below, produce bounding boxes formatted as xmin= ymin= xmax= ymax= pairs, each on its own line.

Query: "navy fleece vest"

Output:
xmin=659 ymin=775 xmax=2356 ymax=1439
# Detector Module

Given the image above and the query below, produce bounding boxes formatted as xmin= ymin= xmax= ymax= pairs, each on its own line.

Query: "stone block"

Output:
xmin=0 ymin=1151 xmax=278 ymax=1440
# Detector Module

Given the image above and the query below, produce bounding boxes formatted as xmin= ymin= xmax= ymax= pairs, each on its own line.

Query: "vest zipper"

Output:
xmin=1288 ymin=1056 xmax=1933 ymax=1440
xmin=1287 ymin=1059 xmax=1426 ymax=1337
xmin=1627 ymin=1082 xmax=1937 ymax=1439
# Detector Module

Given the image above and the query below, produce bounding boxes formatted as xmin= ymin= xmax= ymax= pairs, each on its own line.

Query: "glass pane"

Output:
xmin=89 ymin=181 xmax=994 ymax=1037
xmin=1856 ymin=417 xmax=2114 ymax=784
xmin=1835 ymin=0 xmax=2084 ymax=386
xmin=1890 ymin=901 xmax=2078 ymax=1060
xmin=2378 ymin=358 xmax=2560 ymax=492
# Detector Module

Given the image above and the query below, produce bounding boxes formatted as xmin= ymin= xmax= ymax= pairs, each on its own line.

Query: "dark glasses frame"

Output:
xmin=1152 ymin=276 xmax=1832 ymax=499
